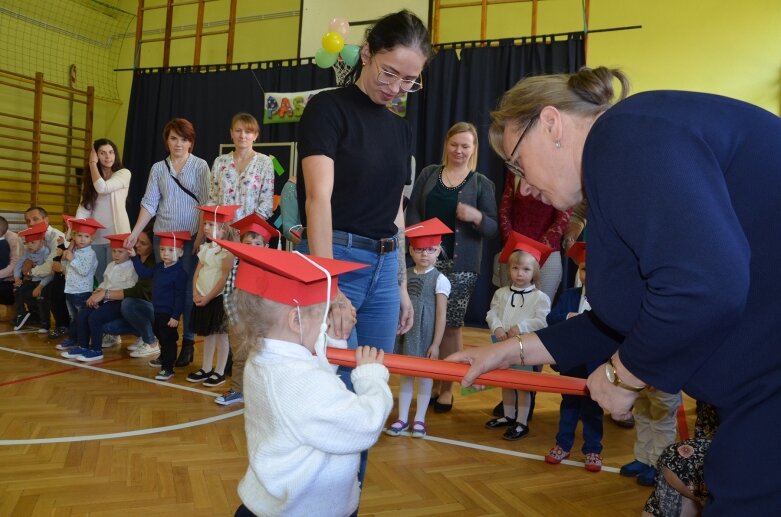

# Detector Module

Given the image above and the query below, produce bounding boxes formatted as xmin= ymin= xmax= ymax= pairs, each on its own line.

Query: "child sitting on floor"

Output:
xmin=484 ymin=232 xmax=551 ymax=441
xmin=60 ymin=233 xmax=138 ymax=362
xmin=217 ymin=240 xmax=392 ymax=517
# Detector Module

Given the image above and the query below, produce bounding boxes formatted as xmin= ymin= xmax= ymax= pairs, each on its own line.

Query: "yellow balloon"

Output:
xmin=322 ymin=31 xmax=345 ymax=54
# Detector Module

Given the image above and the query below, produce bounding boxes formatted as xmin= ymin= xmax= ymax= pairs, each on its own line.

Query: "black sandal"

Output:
xmin=502 ymin=423 xmax=530 ymax=441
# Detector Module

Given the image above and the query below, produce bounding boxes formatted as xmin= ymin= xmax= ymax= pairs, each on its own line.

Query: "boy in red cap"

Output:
xmin=185 ymin=205 xmax=240 ymax=388
xmin=215 ymin=240 xmax=391 ymax=517
xmin=543 ymin=242 xmax=607 ymax=472
xmin=216 ymin=213 xmax=280 ymax=406
xmin=384 ymin=218 xmax=452 ymax=439
xmin=484 ymin=231 xmax=552 ymax=441
xmin=61 ymin=234 xmax=138 ymax=362
xmin=12 ymin=222 xmax=53 ymax=330
xmin=59 ymin=217 xmax=102 ymax=346
xmin=131 ymin=231 xmax=190 ymax=380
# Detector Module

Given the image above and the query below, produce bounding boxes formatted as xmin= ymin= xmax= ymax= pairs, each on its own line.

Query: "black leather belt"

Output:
xmin=303 ymin=229 xmax=397 ymax=254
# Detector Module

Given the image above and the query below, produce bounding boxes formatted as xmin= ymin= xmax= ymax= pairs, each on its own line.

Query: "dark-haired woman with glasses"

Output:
xmin=406 ymin=121 xmax=498 ymax=413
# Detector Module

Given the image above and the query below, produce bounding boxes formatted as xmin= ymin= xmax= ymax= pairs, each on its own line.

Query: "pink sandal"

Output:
xmin=411 ymin=420 xmax=427 ymax=438
xmin=384 ymin=420 xmax=408 ymax=437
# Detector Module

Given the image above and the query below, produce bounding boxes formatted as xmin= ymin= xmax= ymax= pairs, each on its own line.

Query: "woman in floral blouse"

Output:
xmin=208 ymin=113 xmax=275 ymax=238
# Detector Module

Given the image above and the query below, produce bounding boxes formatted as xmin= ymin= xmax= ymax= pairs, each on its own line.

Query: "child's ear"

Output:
xmin=176 ymin=249 xmax=184 ymax=258
xmin=287 ymin=307 xmax=300 ymax=333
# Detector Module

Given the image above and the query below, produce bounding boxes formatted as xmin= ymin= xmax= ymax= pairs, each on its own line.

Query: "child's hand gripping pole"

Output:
xmin=325 ymin=347 xmax=587 ymax=395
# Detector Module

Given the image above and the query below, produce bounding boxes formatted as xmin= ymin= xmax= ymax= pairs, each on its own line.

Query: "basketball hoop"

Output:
xmin=333 ymin=58 xmax=354 ymax=86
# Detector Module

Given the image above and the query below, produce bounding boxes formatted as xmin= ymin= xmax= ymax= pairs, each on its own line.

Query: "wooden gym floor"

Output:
xmin=0 ymin=322 xmax=693 ymax=516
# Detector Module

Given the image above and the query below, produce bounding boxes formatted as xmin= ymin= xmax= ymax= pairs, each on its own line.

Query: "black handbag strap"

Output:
xmin=164 ymin=158 xmax=199 ymax=203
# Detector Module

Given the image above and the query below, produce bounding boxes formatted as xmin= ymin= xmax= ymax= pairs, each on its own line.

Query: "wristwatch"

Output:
xmin=605 ymin=357 xmax=645 ymax=392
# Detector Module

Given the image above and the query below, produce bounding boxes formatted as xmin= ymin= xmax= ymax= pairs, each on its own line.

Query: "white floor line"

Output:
xmin=401 ymin=433 xmax=620 ymax=474
xmin=0 ymin=345 xmax=220 ymax=397
xmin=0 ymin=330 xmax=38 ymax=336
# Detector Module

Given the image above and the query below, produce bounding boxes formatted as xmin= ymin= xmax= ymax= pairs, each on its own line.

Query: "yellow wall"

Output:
xmin=438 ymin=0 xmax=781 ymax=115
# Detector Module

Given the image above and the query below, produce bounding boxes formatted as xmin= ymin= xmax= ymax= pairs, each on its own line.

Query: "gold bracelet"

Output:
xmin=516 ymin=335 xmax=525 ymax=365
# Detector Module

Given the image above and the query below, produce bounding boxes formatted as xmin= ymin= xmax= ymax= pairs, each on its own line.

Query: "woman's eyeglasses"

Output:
xmin=504 ymin=114 xmax=539 ymax=180
xmin=374 ymin=61 xmax=423 ymax=93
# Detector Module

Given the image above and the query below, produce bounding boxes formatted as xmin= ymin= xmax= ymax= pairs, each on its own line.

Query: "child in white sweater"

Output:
xmin=218 ymin=240 xmax=393 ymax=517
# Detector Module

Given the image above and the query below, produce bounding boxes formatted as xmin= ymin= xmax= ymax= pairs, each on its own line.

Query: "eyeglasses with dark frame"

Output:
xmin=374 ymin=60 xmax=423 ymax=93
xmin=504 ymin=114 xmax=539 ymax=181
xmin=411 ymin=247 xmax=438 ymax=255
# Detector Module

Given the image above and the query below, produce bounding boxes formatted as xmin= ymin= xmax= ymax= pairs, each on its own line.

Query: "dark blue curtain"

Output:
xmin=122 ymin=33 xmax=584 ymax=325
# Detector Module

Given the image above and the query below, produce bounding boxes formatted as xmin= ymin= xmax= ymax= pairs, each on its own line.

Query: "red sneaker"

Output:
xmin=544 ymin=444 xmax=571 ymax=464
xmin=584 ymin=452 xmax=603 ymax=472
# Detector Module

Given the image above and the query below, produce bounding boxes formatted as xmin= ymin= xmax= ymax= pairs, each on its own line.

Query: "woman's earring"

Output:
xmin=555 ymin=140 xmax=561 ymax=149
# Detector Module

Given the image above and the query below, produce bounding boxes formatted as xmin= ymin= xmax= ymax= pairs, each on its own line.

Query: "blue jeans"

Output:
xmin=153 ymin=234 xmax=196 ymax=341
xmin=556 ymin=365 xmax=604 ymax=454
xmin=77 ymin=300 xmax=124 ymax=351
xmin=65 ymin=292 xmax=91 ymax=339
xmin=299 ymin=235 xmax=400 ymax=494
xmin=121 ymin=297 xmax=156 ymax=344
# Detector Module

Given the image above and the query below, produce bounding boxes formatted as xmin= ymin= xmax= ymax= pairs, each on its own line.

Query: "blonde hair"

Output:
xmin=441 ymin=121 xmax=479 ymax=171
xmin=508 ymin=249 xmax=541 ymax=286
xmin=489 ymin=66 xmax=630 ymax=159
xmin=230 ymin=289 xmax=327 ymax=358
xmin=231 ymin=112 xmax=260 ymax=135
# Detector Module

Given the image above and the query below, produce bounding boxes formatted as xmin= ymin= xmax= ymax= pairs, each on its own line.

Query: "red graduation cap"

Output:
xmin=405 ymin=218 xmax=453 ymax=248
xmin=65 ymin=217 xmax=105 ymax=235
xmin=19 ymin=222 xmax=48 ymax=242
xmin=230 ymin=213 xmax=280 ymax=242
xmin=155 ymin=231 xmax=191 ymax=249
xmin=104 ymin=233 xmax=131 ymax=249
xmin=499 ymin=231 xmax=553 ymax=267
xmin=215 ymin=239 xmax=367 ymax=306
xmin=195 ymin=205 xmax=242 ymax=224
xmin=566 ymin=241 xmax=586 ymax=266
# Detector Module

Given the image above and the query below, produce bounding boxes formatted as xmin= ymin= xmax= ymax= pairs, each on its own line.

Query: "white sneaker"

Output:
xmin=101 ymin=334 xmax=122 ymax=348
xmin=126 ymin=337 xmax=144 ymax=352
xmin=129 ymin=342 xmax=160 ymax=358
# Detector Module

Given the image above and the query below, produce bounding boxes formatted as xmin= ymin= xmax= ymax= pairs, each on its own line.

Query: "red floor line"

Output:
xmin=0 ymin=356 xmax=127 ymax=387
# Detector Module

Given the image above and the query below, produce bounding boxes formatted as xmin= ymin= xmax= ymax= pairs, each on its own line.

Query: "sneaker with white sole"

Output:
xmin=61 ymin=346 xmax=89 ymax=359
xmin=13 ymin=312 xmax=31 ymax=331
xmin=38 ymin=327 xmax=50 ymax=334
xmin=77 ymin=349 xmax=104 ymax=362
xmin=129 ymin=342 xmax=160 ymax=357
xmin=148 ymin=357 xmax=161 ymax=367
xmin=126 ymin=337 xmax=144 ymax=352
xmin=215 ymin=389 xmax=244 ymax=406
xmin=55 ymin=338 xmax=77 ymax=350
xmin=101 ymin=334 xmax=121 ymax=348
xmin=155 ymin=369 xmax=174 ymax=381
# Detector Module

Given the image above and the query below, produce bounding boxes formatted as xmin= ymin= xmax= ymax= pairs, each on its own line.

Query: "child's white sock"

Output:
xmin=414 ymin=377 xmax=433 ymax=423
xmin=516 ymin=391 xmax=532 ymax=425
xmin=214 ymin=333 xmax=229 ymax=375
xmin=397 ymin=375 xmax=414 ymax=423
xmin=202 ymin=335 xmax=215 ymax=372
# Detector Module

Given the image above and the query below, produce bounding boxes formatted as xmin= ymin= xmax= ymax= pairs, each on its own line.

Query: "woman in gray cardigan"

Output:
xmin=406 ymin=122 xmax=498 ymax=412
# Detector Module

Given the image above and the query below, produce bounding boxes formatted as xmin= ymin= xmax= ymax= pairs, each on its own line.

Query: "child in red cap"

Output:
xmin=61 ymin=234 xmax=138 ymax=362
xmin=215 ymin=213 xmax=280 ymax=406
xmin=186 ymin=205 xmax=240 ymax=388
xmin=12 ymin=222 xmax=52 ymax=331
xmin=484 ymin=231 xmax=552 ymax=441
xmin=60 ymin=217 xmax=103 ymax=346
xmin=131 ymin=231 xmax=190 ymax=380
xmin=384 ymin=218 xmax=452 ymax=439
xmin=216 ymin=240 xmax=391 ymax=517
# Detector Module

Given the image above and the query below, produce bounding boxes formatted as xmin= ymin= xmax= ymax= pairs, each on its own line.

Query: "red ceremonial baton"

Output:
xmin=326 ymin=347 xmax=587 ymax=395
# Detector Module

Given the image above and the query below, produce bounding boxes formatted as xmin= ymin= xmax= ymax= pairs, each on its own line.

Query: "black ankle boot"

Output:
xmin=175 ymin=339 xmax=194 ymax=367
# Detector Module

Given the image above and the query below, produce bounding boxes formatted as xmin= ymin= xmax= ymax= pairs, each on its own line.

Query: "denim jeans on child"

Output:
xmin=65 ymin=292 xmax=91 ymax=338
xmin=121 ymin=297 xmax=156 ymax=344
xmin=77 ymin=300 xmax=124 ymax=351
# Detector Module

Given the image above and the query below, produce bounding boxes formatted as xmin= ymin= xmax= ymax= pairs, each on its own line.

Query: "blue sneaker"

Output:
xmin=77 ymin=349 xmax=104 ymax=362
xmin=619 ymin=459 xmax=653 ymax=477
xmin=637 ymin=466 xmax=657 ymax=487
xmin=215 ymin=389 xmax=244 ymax=406
xmin=61 ymin=346 xmax=88 ymax=359
xmin=55 ymin=338 xmax=77 ymax=351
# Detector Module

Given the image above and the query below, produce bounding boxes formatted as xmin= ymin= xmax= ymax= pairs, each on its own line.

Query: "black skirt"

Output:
xmin=190 ymin=294 xmax=227 ymax=336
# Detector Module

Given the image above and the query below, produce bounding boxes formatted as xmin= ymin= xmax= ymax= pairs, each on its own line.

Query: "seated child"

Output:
xmin=131 ymin=231 xmax=189 ymax=381
xmin=543 ymin=242 xmax=606 ymax=472
xmin=60 ymin=233 xmax=138 ymax=362
xmin=13 ymin=222 xmax=52 ymax=330
xmin=217 ymin=239 xmax=392 ymax=517
xmin=385 ymin=218 xmax=451 ymax=439
xmin=216 ymin=213 xmax=280 ymax=406
xmin=484 ymin=232 xmax=551 ymax=441
xmin=58 ymin=217 xmax=102 ymax=348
